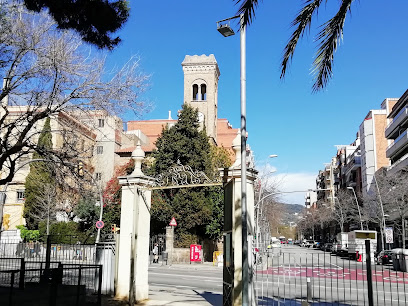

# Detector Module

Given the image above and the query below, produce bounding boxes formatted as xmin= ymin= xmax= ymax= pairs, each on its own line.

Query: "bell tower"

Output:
xmin=182 ymin=54 xmax=220 ymax=144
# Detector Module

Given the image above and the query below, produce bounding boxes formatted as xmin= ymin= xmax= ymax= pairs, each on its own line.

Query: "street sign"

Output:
xmin=190 ymin=244 xmax=202 ymax=262
xmin=96 ymin=220 xmax=105 ymax=229
xmin=169 ymin=217 xmax=177 ymax=226
xmin=385 ymin=227 xmax=393 ymax=244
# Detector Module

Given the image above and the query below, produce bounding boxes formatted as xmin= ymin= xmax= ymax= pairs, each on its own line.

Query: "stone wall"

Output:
xmin=171 ymin=248 xmax=190 ymax=263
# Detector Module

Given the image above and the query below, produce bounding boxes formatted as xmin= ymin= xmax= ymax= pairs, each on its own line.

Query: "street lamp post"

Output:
xmin=217 ymin=14 xmax=249 ymax=305
xmin=347 ymin=187 xmax=363 ymax=230
xmin=373 ymin=174 xmax=387 ymax=250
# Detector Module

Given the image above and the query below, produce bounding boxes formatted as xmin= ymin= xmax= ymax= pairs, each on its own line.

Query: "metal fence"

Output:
xmin=0 ymin=241 xmax=96 ymax=264
xmin=253 ymin=242 xmax=408 ymax=305
xmin=0 ymin=234 xmax=117 ymax=303
xmin=0 ymin=259 xmax=102 ymax=306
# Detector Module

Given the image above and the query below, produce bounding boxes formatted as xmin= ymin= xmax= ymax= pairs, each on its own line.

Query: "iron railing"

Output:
xmin=254 ymin=242 xmax=408 ymax=305
xmin=0 ymin=260 xmax=102 ymax=306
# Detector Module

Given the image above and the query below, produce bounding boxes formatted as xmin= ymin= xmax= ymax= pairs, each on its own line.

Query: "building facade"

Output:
xmin=385 ymin=90 xmax=408 ymax=175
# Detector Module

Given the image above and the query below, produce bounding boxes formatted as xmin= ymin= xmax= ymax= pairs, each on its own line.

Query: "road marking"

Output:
xmin=311 ymin=254 xmax=343 ymax=270
xmin=253 ymin=280 xmax=406 ymax=294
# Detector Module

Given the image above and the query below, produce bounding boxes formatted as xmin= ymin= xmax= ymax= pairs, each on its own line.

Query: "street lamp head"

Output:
xmin=269 ymin=154 xmax=278 ymax=158
xmin=217 ymin=23 xmax=235 ymax=37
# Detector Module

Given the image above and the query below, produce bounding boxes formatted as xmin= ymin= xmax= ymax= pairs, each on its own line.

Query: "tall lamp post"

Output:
xmin=347 ymin=187 xmax=363 ymax=230
xmin=217 ymin=14 xmax=249 ymax=305
xmin=373 ymin=174 xmax=387 ymax=250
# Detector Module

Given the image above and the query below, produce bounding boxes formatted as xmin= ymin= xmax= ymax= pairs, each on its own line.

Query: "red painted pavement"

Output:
xmin=257 ymin=267 xmax=408 ymax=284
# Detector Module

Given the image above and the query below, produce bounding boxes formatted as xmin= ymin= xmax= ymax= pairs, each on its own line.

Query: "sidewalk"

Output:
xmin=156 ymin=261 xmax=223 ymax=270
xmin=100 ymin=262 xmax=222 ymax=306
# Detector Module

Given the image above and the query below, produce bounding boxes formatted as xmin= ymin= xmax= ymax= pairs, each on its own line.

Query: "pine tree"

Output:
xmin=24 ymin=117 xmax=56 ymax=229
xmin=149 ymin=105 xmax=231 ymax=246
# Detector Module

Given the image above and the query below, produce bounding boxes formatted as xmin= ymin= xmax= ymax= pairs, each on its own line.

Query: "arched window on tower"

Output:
xmin=193 ymin=84 xmax=198 ymax=100
xmin=201 ymin=84 xmax=207 ymax=100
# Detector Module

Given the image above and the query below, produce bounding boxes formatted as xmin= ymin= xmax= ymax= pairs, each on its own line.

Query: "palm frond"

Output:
xmin=312 ymin=0 xmax=354 ymax=92
xmin=235 ymin=0 xmax=261 ymax=28
xmin=280 ymin=0 xmax=323 ymax=79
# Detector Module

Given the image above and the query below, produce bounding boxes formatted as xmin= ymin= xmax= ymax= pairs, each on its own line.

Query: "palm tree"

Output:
xmin=236 ymin=0 xmax=355 ymax=92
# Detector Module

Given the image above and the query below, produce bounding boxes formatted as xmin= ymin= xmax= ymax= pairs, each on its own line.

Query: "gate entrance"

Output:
xmin=116 ymin=136 xmax=257 ymax=305
xmin=149 ymin=234 xmax=166 ymax=264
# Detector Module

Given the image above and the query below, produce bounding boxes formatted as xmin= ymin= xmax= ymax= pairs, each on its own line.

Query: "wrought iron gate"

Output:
xmin=150 ymin=234 xmax=166 ymax=264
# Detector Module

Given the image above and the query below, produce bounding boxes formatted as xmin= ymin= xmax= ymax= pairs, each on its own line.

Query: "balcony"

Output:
xmin=385 ymin=106 xmax=408 ymax=139
xmin=345 ymin=152 xmax=361 ymax=175
xmin=386 ymin=129 xmax=408 ymax=159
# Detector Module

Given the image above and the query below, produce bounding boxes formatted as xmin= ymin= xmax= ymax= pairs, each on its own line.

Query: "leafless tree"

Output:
xmin=333 ymin=189 xmax=360 ymax=233
xmin=0 ymin=4 xmax=150 ymax=185
xmin=26 ymin=181 xmax=58 ymax=235
xmin=372 ymin=171 xmax=408 ymax=249
xmin=253 ymin=171 xmax=285 ymax=248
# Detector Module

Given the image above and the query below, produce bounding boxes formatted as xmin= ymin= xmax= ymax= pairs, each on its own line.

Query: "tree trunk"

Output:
xmin=402 ymin=217 xmax=406 ymax=249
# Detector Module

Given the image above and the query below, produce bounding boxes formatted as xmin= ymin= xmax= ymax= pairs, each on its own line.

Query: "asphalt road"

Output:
xmin=254 ymin=245 xmax=408 ymax=305
xmin=147 ymin=246 xmax=408 ymax=305
xmin=148 ymin=264 xmax=223 ymax=294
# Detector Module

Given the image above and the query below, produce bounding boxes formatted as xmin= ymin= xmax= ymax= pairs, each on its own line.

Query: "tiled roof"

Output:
xmin=124 ymin=118 xmax=238 ymax=153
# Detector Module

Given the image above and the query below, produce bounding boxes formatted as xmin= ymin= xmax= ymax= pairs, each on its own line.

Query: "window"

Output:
xmin=95 ymin=173 xmax=102 ymax=181
xmin=17 ymin=190 xmax=25 ymax=201
xmin=97 ymin=146 xmax=103 ymax=154
xmin=192 ymin=84 xmax=198 ymax=100
xmin=98 ymin=119 xmax=104 ymax=128
xmin=200 ymin=84 xmax=207 ymax=100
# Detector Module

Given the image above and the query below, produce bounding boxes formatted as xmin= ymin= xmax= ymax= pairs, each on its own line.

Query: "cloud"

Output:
xmin=269 ymin=172 xmax=316 ymax=205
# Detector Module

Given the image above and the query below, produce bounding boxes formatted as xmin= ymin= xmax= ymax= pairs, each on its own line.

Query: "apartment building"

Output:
xmin=359 ymin=98 xmax=397 ymax=196
xmin=314 ymin=98 xmax=397 ymax=204
xmin=315 ymin=157 xmax=337 ymax=207
xmin=385 ymin=89 xmax=408 ymax=175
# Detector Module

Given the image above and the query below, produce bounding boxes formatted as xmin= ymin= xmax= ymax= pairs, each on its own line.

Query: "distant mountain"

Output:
xmin=279 ymin=203 xmax=305 ymax=226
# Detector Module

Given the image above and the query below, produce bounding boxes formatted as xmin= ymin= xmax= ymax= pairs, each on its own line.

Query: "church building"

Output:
xmin=117 ymin=54 xmax=241 ymax=158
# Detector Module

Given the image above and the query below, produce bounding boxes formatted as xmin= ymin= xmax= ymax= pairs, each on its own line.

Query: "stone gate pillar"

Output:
xmin=165 ymin=226 xmax=174 ymax=265
xmin=222 ymin=132 xmax=258 ymax=306
xmin=115 ymin=141 xmax=154 ymax=303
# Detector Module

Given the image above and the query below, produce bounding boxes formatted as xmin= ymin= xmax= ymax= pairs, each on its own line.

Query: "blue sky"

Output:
xmin=107 ymin=0 xmax=408 ymax=205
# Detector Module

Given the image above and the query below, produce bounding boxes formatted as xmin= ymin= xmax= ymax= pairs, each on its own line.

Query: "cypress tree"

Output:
xmin=24 ymin=117 xmax=56 ymax=229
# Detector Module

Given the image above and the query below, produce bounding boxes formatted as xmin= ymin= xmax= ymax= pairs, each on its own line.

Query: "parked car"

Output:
xmin=322 ymin=243 xmax=333 ymax=252
xmin=300 ymin=241 xmax=309 ymax=247
xmin=376 ymin=250 xmax=393 ymax=265
xmin=301 ymin=240 xmax=313 ymax=248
